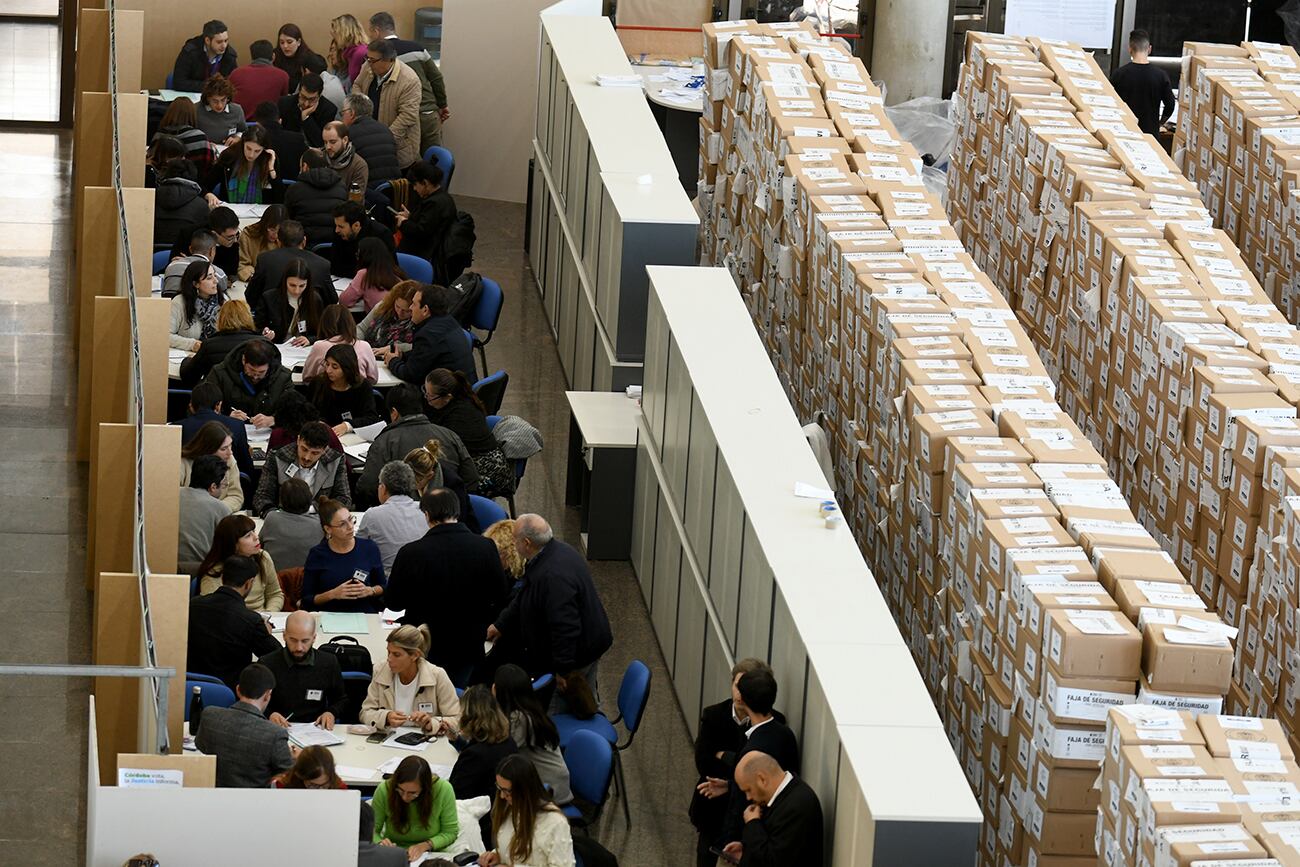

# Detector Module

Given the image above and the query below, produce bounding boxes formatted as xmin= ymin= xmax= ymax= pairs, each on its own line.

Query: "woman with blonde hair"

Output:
xmin=360 ymin=623 xmax=461 ymax=734
xmin=404 ymin=439 xmax=445 ymax=494
xmin=360 ymin=279 xmax=419 ymax=360
xmin=483 ymin=519 xmax=525 ymax=580
xmin=178 ymin=300 xmax=264 ymax=386
xmin=237 ymin=204 xmax=286 ymax=282
xmin=196 ymin=514 xmax=284 ymax=610
xmin=451 ymin=684 xmax=518 ymax=844
xmin=328 ymin=14 xmax=368 ymax=90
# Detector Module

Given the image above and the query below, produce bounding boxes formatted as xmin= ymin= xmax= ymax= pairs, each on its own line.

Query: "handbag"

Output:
xmin=318 ymin=635 xmax=372 ymax=673
xmin=560 ymin=669 xmax=599 ymax=719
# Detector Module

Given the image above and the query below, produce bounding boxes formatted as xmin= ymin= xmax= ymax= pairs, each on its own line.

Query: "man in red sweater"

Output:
xmin=229 ymin=39 xmax=289 ymax=118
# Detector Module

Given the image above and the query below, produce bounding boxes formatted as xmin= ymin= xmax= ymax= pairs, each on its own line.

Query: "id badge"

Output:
xmin=306 ymin=689 xmax=323 ymax=701
xmin=418 ymin=702 xmax=434 ymax=714
xmin=351 ymin=569 xmax=368 ymax=583
xmin=342 ymin=411 xmax=352 ymax=421
xmin=297 ymin=320 xmax=307 ymax=334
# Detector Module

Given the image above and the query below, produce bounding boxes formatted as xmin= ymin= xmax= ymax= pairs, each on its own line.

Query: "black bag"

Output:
xmin=444 ymin=209 xmax=476 ymax=263
xmin=319 ymin=635 xmax=372 ymax=673
xmin=447 ymin=270 xmax=485 ymax=326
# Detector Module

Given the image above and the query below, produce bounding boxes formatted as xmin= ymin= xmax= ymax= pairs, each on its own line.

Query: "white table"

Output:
xmin=326 ymin=728 xmax=459 ymax=788
xmin=272 ymin=611 xmax=392 ymax=663
xmin=167 ymin=347 xmax=402 ymax=387
xmin=565 ymin=391 xmax=640 ymax=559
xmin=632 ymin=63 xmax=703 ymax=198
xmin=632 ymin=63 xmax=705 ymax=113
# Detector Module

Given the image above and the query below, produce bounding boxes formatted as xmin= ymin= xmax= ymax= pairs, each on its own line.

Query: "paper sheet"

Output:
xmin=353 ymin=420 xmax=387 ymax=442
xmin=276 ymin=343 xmax=312 ymax=368
xmin=333 ymin=276 xmax=351 ymax=293
xmin=168 ymin=349 xmax=190 ymax=364
xmin=793 ymin=481 xmax=835 ymax=500
xmin=225 ymin=202 xmax=269 ymax=221
xmin=343 ymin=441 xmax=372 ymax=462
xmin=1003 ymin=0 xmax=1116 ymax=48
xmin=319 ymin=612 xmax=368 ymax=634
xmin=335 ymin=764 xmax=376 ymax=781
xmin=596 ymin=73 xmax=644 ymax=88
xmin=265 ymin=613 xmax=289 ymax=633
xmin=287 ymin=723 xmax=345 ymax=747
xmin=156 ymin=88 xmax=201 ymax=102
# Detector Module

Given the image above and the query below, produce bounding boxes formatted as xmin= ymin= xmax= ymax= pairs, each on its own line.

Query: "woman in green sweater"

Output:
xmin=373 ymin=755 xmax=460 ymax=860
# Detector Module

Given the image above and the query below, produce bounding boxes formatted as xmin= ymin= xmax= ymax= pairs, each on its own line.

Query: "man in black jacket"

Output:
xmin=386 ymin=488 xmax=509 ymax=686
xmin=251 ymin=100 xmax=306 ymax=182
xmin=285 ymin=149 xmax=346 ymax=248
xmin=177 ymin=381 xmax=254 ymax=476
xmin=245 ymin=219 xmax=336 ymax=310
xmin=331 ymin=200 xmax=395 ymax=278
xmin=187 ymin=556 xmax=282 ymax=689
xmin=341 ymin=93 xmax=401 ymax=188
xmin=278 ymin=73 xmax=337 ymax=148
xmin=387 ymin=284 xmax=477 ymax=385
xmin=355 ymin=384 xmax=479 ymax=503
xmin=727 ymin=752 xmax=823 ymax=867
xmin=172 ymin=20 xmax=237 ymax=93
xmin=488 ymin=514 xmax=613 ymax=712
xmin=200 ymin=337 xmax=292 ymax=426
xmin=396 ymin=161 xmax=456 ymax=264
xmin=259 ymin=610 xmax=348 ymax=728
xmin=167 ymin=207 xmax=240 ymax=280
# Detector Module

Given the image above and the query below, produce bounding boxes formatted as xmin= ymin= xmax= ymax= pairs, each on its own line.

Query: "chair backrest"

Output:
xmin=185 ymin=680 xmax=237 ymax=721
xmin=165 ymin=71 xmax=174 ymax=89
xmin=564 ymin=729 xmax=615 ymax=806
xmin=396 ymin=252 xmax=434 ymax=284
xmin=617 ymin=660 xmax=653 ymax=736
xmin=485 ymin=414 xmax=500 ymax=431
xmin=469 ymin=494 xmax=508 ymax=529
xmin=277 ymin=567 xmax=304 ymax=612
xmin=471 ymin=276 xmax=504 ymax=332
xmin=471 ymin=369 xmax=509 ymax=415
xmin=425 ymin=145 xmax=455 ymax=190
xmin=190 ymin=575 xmax=200 ymax=598
xmin=152 ymin=249 xmax=170 ymax=276
xmin=186 ymin=672 xmax=224 ymax=685
xmin=311 ymin=242 xmax=333 ymax=255
xmin=531 ymin=673 xmax=553 ymax=691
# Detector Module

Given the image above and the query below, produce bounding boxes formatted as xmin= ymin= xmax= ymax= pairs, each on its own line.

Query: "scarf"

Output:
xmin=326 ymin=142 xmax=356 ymax=172
xmin=380 ymin=313 xmax=414 ymax=348
xmin=195 ymin=294 xmax=221 ymax=338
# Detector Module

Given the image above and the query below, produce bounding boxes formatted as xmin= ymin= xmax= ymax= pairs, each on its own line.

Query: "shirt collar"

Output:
xmin=745 ymin=716 xmax=773 ymax=738
xmin=766 ymin=771 xmax=794 ymax=808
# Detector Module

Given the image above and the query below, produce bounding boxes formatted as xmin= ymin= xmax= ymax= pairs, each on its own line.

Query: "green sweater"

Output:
xmin=372 ymin=777 xmax=459 ymax=851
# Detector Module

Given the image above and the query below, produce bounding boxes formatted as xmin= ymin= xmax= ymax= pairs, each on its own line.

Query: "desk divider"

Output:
xmin=74 ymin=8 xmax=143 ymax=95
xmin=115 ymin=752 xmax=215 ymax=788
xmin=89 ymin=424 xmax=180 ymax=587
xmin=71 ymin=92 xmax=145 ymax=273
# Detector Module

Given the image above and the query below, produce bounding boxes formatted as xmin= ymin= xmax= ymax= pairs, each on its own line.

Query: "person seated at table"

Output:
xmin=176 ymin=380 xmax=254 ymax=474
xmin=154 ymin=158 xmax=212 ymax=246
xmin=260 ymin=610 xmax=347 ymax=728
xmin=357 ymin=461 xmax=427 ymax=574
xmin=371 ymin=755 xmax=459 ymax=862
xmin=450 ymin=685 xmax=518 ymax=843
xmin=492 ymin=665 xmax=572 ymax=806
xmin=168 ymin=202 xmax=240 ymax=272
xmin=208 ymin=125 xmax=277 ymax=206
xmin=169 ymin=259 xmax=227 ymax=352
xmin=267 ymin=390 xmax=344 ymax=452
xmin=387 ymin=285 xmax=477 ymax=386
xmin=280 ymin=72 xmax=337 ymax=149
xmin=302 ymin=303 xmax=380 ymax=385
xmin=237 ymin=203 xmax=285 ymax=282
xmin=424 ymin=369 xmax=511 ymax=497
xmin=308 ymin=344 xmax=383 ymax=434
xmin=146 ymin=133 xmax=187 ymax=188
xmin=197 ymin=514 xmax=284 ymax=611
xmin=360 ymin=279 xmax=417 ymax=359
xmin=250 ymin=100 xmax=307 ymax=183
xmin=358 ymin=801 xmax=407 ymax=867
xmin=394 ymin=162 xmax=456 ymax=266
xmin=387 ymin=487 xmax=508 ymax=686
xmin=302 ymin=495 xmax=384 ymax=611
xmin=331 ymin=200 xmax=394 ymax=279
xmin=405 ymin=441 xmax=475 ymax=533
xmin=201 ymin=336 xmax=291 ymax=428
xmin=360 ymin=624 xmax=460 ymax=733
xmin=285 ymin=148 xmax=347 ymax=248
xmin=195 ymin=75 xmax=246 ymax=146
xmin=253 ymin=421 xmax=352 ymax=516
xmin=163 ymin=228 xmax=230 ymax=298
xmin=178 ymin=454 xmax=230 ymax=575
xmin=260 ymin=478 xmax=322 ymax=571
xmin=245 ymin=218 xmax=335 ymax=311
xmin=179 ymin=299 xmax=260 ymax=387
xmin=180 ymin=420 xmax=243 ymax=512
xmin=322 ymin=119 xmax=368 ymax=194
xmin=271 ymin=744 xmax=346 ymax=789
xmin=172 ymin=19 xmax=238 ymax=93
xmin=339 ymin=237 xmax=405 ymax=313
xmin=195 ymin=662 xmax=294 ymax=789
xmin=274 ymin=24 xmax=325 ymax=97
xmin=187 ymin=558 xmax=281 ymax=690
xmin=256 ymin=258 xmax=324 ymax=346
xmin=152 ymin=98 xmax=218 ymax=174
xmin=356 ymin=383 xmax=479 ymax=504
xmin=480 ymin=754 xmax=575 ymax=867
xmin=229 ymin=38 xmax=289 ymax=118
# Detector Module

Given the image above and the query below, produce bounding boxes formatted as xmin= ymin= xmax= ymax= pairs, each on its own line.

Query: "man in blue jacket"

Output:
xmin=386 ymin=283 xmax=477 ymax=385
xmin=176 ymin=381 xmax=254 ymax=476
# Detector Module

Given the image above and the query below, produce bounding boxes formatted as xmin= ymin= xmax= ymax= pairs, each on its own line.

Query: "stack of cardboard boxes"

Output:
xmin=699 ymin=21 xmax=1238 ymax=866
xmin=1098 ymin=705 xmax=1300 ymax=866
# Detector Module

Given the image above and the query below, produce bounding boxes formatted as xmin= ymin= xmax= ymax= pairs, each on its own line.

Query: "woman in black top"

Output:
xmin=309 ymin=344 xmax=381 ymax=436
xmin=256 ymin=258 xmax=322 ymax=345
xmin=274 ymin=23 xmax=324 ymax=93
xmin=179 ymin=299 xmax=262 ymax=386
xmin=450 ymin=685 xmax=518 ymax=846
xmin=424 ymin=368 xmax=513 ymax=497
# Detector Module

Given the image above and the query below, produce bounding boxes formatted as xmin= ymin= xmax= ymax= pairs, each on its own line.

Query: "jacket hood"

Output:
xmin=299 ymin=166 xmax=342 ymax=189
xmin=214 ymin=337 xmax=284 ymax=378
xmin=156 ymin=177 xmax=203 ymax=208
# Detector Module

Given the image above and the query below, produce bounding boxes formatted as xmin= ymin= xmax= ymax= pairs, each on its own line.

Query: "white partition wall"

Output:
xmin=530 ymin=8 xmax=699 ymax=390
xmin=634 ymin=266 xmax=982 ymax=865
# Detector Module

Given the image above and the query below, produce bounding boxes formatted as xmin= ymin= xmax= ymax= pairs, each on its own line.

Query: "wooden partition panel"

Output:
xmin=86 ymin=295 xmax=169 ymax=471
xmin=72 ymin=93 xmax=113 ymax=248
xmin=89 ymin=424 xmax=181 ymax=585
xmin=93 ymin=572 xmax=189 ymax=780
xmin=76 ymin=8 xmax=144 ymax=94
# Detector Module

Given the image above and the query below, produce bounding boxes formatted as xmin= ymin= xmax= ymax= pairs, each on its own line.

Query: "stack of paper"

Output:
xmin=595 ymin=73 xmax=643 ymax=88
xmin=342 ymin=441 xmax=371 ymax=462
xmin=319 ymin=612 xmax=368 ymax=634
xmin=287 ymin=723 xmax=345 ymax=748
xmin=276 ymin=343 xmax=312 ymax=368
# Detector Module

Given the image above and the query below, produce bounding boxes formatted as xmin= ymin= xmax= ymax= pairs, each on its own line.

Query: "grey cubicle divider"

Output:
xmin=633 ymin=265 xmax=982 ymax=866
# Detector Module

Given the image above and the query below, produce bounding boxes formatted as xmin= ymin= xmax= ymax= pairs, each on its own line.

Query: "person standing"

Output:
xmin=1110 ymin=29 xmax=1176 ymax=136
xmin=367 ymin=11 xmax=450 ymax=150
xmin=229 ymin=39 xmax=289 ymax=118
xmin=352 ymin=40 xmax=423 ymax=170
xmin=172 ymin=20 xmax=237 ymax=93
xmin=195 ymin=663 xmax=294 ymax=788
xmin=724 ymin=752 xmax=823 ymax=867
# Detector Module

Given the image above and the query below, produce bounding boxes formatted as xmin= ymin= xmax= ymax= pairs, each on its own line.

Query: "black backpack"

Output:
xmin=447 ymin=270 xmax=485 ymax=326
xmin=319 ymin=635 xmax=372 ymax=673
xmin=444 ymin=209 xmax=476 ymax=262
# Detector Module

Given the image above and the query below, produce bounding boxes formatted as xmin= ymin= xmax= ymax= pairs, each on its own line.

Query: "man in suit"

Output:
xmin=386 ymin=487 xmax=509 ymax=686
xmin=177 ymin=381 xmax=253 ymax=476
xmin=187 ymin=556 xmax=281 ymax=689
xmin=358 ymin=801 xmax=406 ymax=866
xmin=195 ymin=662 xmax=296 ymax=788
xmin=488 ymin=513 xmax=613 ymax=713
xmin=244 ymin=219 xmax=336 ymax=312
xmin=724 ymin=751 xmax=823 ymax=867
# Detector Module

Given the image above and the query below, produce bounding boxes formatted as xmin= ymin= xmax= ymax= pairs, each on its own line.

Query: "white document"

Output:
xmin=156 ymin=88 xmax=201 ymax=102
xmin=335 ymin=764 xmax=376 ymax=781
xmin=1004 ymin=0 xmax=1117 ymax=48
xmin=793 ymin=481 xmax=835 ymax=500
xmin=381 ymin=608 xmax=407 ymax=624
xmin=377 ymin=756 xmax=404 ymax=775
xmin=596 ymin=73 xmax=644 ymax=88
xmin=277 ymin=343 xmax=312 ymax=368
xmin=168 ymin=349 xmax=190 ymax=363
xmin=353 ymin=420 xmax=387 ymax=442
xmin=265 ymin=613 xmax=290 ymax=633
xmin=343 ymin=441 xmax=372 ymax=462
xmin=225 ymin=202 xmax=269 ymax=222
xmin=382 ymin=726 xmax=432 ymax=752
xmin=287 ymin=723 xmax=345 ymax=747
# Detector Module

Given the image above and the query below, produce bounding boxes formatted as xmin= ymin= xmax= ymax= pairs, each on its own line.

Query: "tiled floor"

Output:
xmin=1 ymin=0 xmax=59 ymax=15
xmin=0 ymin=22 xmax=59 ymax=122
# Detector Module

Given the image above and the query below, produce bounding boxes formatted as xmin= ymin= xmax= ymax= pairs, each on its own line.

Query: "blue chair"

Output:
xmin=165 ymin=72 xmax=174 ymax=90
xmin=532 ymin=673 xmax=554 ymax=692
xmin=311 ymin=242 xmax=333 ymax=255
xmin=469 ymin=494 xmax=508 ymax=530
xmin=152 ymin=249 xmax=170 ymax=276
xmin=186 ymin=672 xmax=223 ymax=685
xmin=184 ymin=679 xmax=236 ymax=722
xmin=485 ymin=414 xmax=526 ymax=517
xmin=190 ymin=575 xmax=200 ymax=597
xmin=239 ymin=471 xmax=253 ymax=511
xmin=167 ymin=387 xmax=193 ymax=423
xmin=341 ymin=670 xmax=372 ymax=724
xmin=553 ymin=660 xmax=652 ymax=828
xmin=423 ymin=145 xmax=455 ymax=190
xmin=560 ymin=730 xmax=615 ymax=829
xmin=470 ymin=276 xmax=504 ymax=378
xmin=472 ymin=369 xmax=509 ymax=415
xmin=397 ymin=253 xmax=434 ymax=284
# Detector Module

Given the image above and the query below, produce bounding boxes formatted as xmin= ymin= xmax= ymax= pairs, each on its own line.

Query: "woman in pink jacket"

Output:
xmin=301 ymin=304 xmax=380 ymax=384
xmin=338 ymin=237 xmax=407 ymax=312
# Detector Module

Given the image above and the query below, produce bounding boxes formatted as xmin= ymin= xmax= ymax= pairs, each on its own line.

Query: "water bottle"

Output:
xmin=349 ymin=181 xmax=362 ymax=203
xmin=189 ymin=685 xmax=204 ymax=736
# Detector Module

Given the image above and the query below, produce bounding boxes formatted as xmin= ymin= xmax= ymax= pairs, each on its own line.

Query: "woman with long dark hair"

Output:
xmin=273 ymin=24 xmax=323 ymax=92
xmin=302 ymin=303 xmax=379 ymax=384
xmin=424 ymin=368 xmax=513 ymax=497
xmin=308 ymin=344 xmax=382 ymax=435
xmin=370 ymin=755 xmax=459 ymax=861
xmin=146 ymin=134 xmax=187 ymax=188
xmin=338 ymin=237 xmax=407 ymax=313
xmin=169 ymin=260 xmax=226 ymax=351
xmin=179 ymin=420 xmax=242 ymax=513
xmin=195 ymin=513 xmax=283 ymax=610
xmin=492 ymin=664 xmax=572 ymax=806
xmin=480 ymin=755 xmax=575 ymax=867
xmin=152 ymin=98 xmax=216 ymax=170
xmin=210 ymin=125 xmax=277 ymax=205
xmin=238 ymin=204 xmax=286 ymax=282
xmin=255 ymin=258 xmax=321 ymax=345
xmin=271 ymin=744 xmax=345 ymax=789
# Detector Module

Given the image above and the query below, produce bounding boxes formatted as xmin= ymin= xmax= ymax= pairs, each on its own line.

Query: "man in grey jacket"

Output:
xmin=195 ymin=663 xmax=294 ymax=787
xmin=355 ymin=384 xmax=479 ymax=504
xmin=358 ymin=802 xmax=406 ymax=866
xmin=252 ymin=421 xmax=352 ymax=516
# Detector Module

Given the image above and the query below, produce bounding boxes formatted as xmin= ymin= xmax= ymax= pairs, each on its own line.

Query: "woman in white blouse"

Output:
xmin=169 ymin=259 xmax=226 ymax=351
xmin=479 ymin=755 xmax=575 ymax=867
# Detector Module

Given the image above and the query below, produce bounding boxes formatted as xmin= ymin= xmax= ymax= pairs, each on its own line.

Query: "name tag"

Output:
xmin=418 ymin=702 xmax=434 ymax=714
xmin=306 ymin=689 xmax=323 ymax=701
xmin=297 ymin=320 xmax=307 ymax=334
xmin=342 ymin=411 xmax=352 ymax=421
xmin=351 ymin=569 xmax=368 ymax=583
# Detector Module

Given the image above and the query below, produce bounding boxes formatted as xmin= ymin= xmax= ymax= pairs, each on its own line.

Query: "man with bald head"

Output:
xmin=259 ymin=610 xmax=348 ymax=728
xmin=722 ymin=752 xmax=822 ymax=867
xmin=487 ymin=513 xmax=613 ymax=713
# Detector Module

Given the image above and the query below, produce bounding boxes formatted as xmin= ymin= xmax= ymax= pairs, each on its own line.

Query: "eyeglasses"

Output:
xmin=328 ymin=516 xmax=357 ymax=529
xmin=366 ymin=55 xmax=384 ymax=64
xmin=495 ymin=783 xmax=513 ymax=795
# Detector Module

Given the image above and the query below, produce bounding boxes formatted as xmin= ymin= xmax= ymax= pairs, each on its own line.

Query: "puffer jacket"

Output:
xmin=172 ymin=35 xmax=238 ymax=93
xmin=346 ymin=116 xmax=401 ymax=187
xmin=200 ymin=337 xmax=292 ymax=420
xmin=154 ymin=177 xmax=210 ymax=245
xmin=283 ymin=166 xmax=346 ymax=248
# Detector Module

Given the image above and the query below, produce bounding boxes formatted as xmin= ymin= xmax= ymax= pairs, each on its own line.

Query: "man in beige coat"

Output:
xmin=352 ymin=39 xmax=423 ymax=169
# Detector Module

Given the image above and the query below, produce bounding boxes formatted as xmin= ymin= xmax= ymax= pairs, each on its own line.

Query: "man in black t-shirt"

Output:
xmin=1110 ymin=29 xmax=1176 ymax=136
